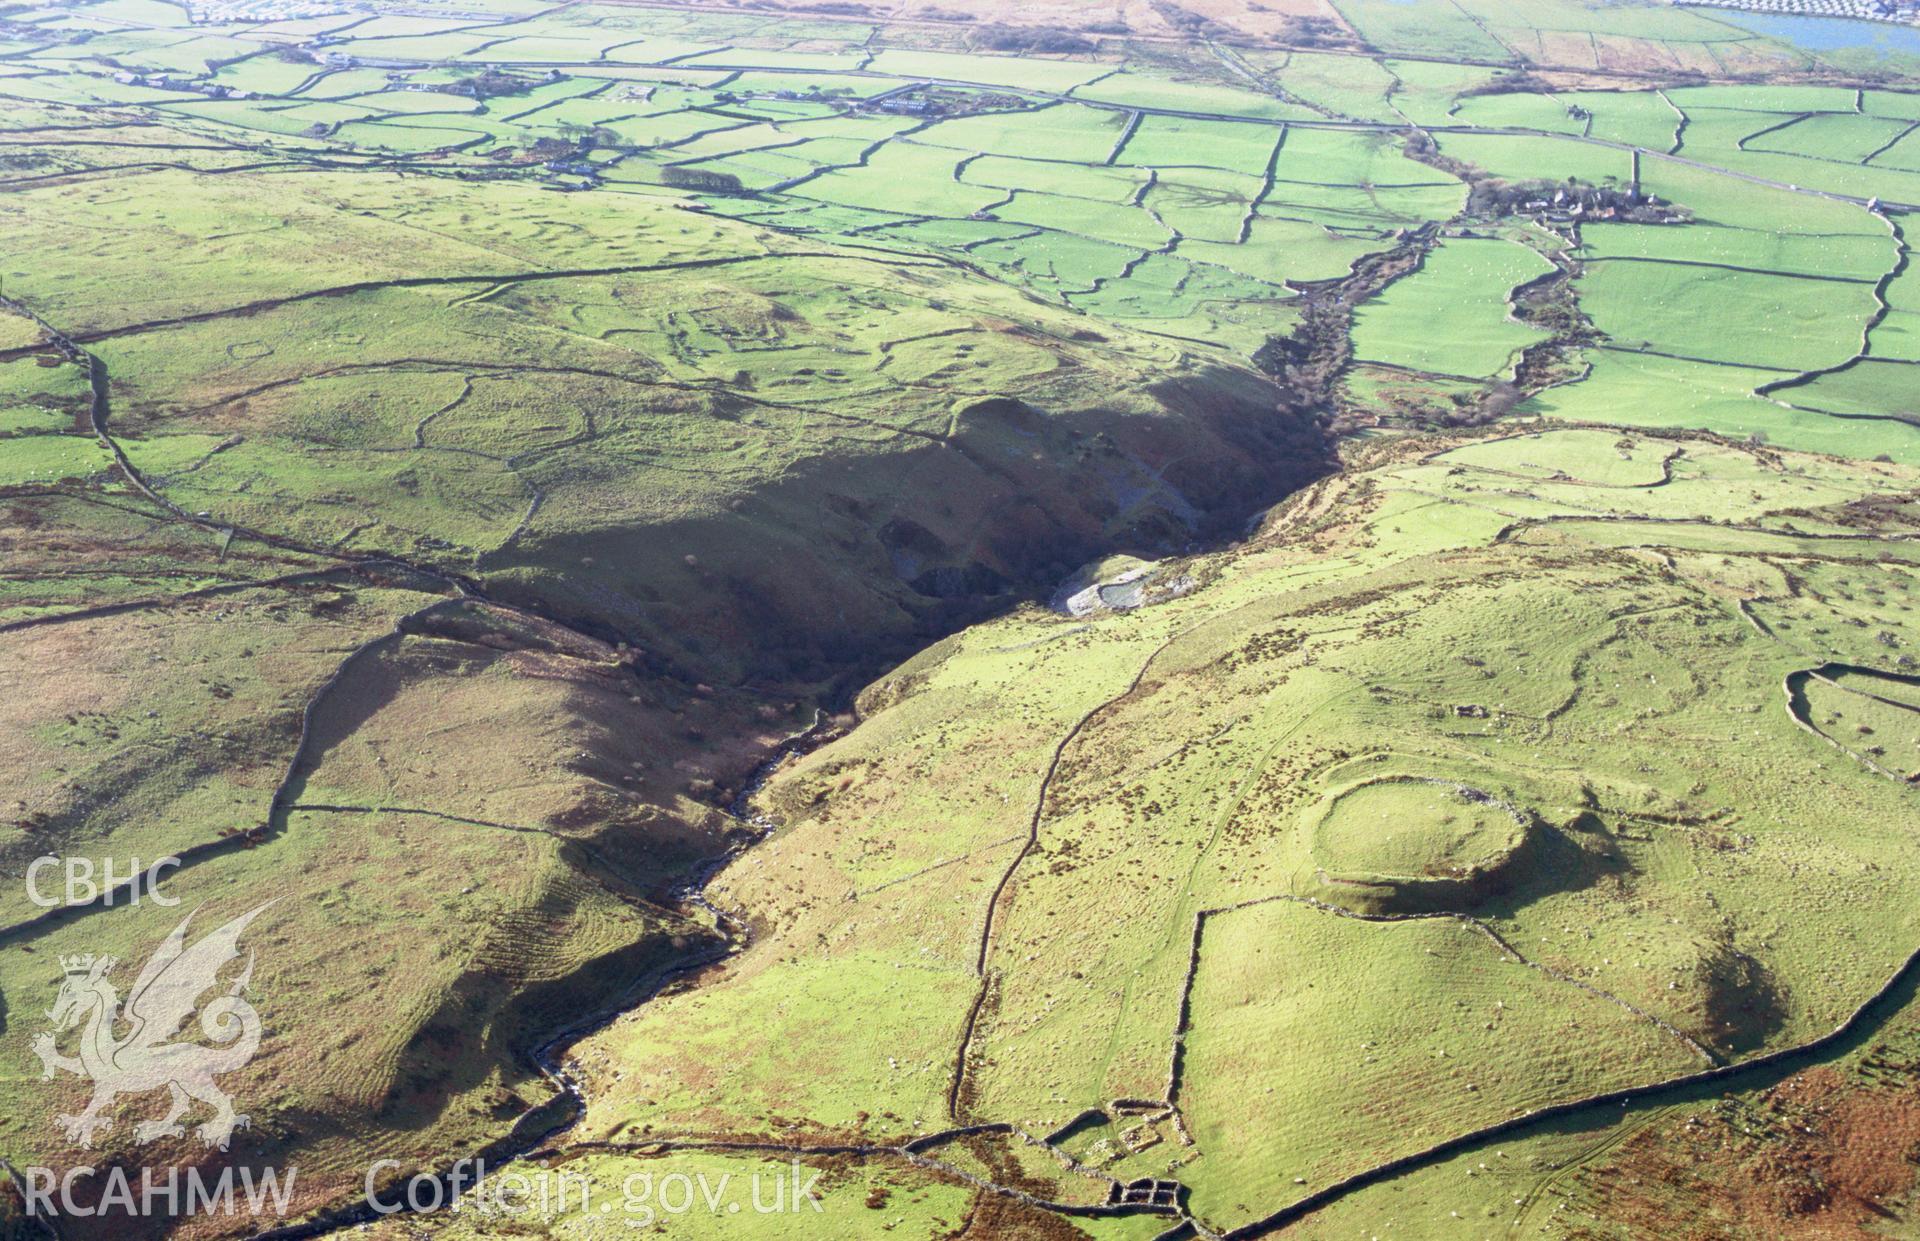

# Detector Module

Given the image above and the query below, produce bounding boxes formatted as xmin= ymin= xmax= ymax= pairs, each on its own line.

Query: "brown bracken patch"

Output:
xmin=1567 ymin=1068 xmax=1920 ymax=1239
xmin=949 ymin=1186 xmax=1091 ymax=1241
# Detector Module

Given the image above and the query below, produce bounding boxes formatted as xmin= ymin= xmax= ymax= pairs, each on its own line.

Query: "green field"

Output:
xmin=1352 ymin=236 xmax=1555 ymax=377
xmin=1579 ymin=260 xmax=1876 ymax=372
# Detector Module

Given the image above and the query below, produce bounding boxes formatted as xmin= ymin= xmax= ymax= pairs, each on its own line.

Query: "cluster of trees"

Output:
xmin=663 ymin=166 xmax=747 ymax=194
xmin=553 ymin=121 xmax=621 ymax=148
xmin=448 ymin=69 xmax=534 ymax=99
xmin=1403 ymin=130 xmax=1479 ymax=183
xmin=1373 ymin=382 xmax=1526 ymax=433
xmin=1404 ymin=135 xmax=1684 ymax=225
xmin=526 ymin=137 xmax=580 ymax=161
xmin=974 ymin=24 xmax=1095 ymax=53
xmin=1458 ymin=68 xmax=1555 ymax=98
xmin=1276 ymin=15 xmax=1348 ymax=47
xmin=1149 ymin=0 xmax=1235 ymax=39
xmin=1465 ymin=177 xmax=1684 ymax=223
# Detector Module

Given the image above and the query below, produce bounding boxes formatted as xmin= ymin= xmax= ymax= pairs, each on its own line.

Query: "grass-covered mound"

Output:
xmin=1306 ymin=776 xmax=1536 ymax=913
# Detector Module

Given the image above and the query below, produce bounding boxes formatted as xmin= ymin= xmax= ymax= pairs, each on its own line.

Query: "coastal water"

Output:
xmin=1712 ymin=9 xmax=1920 ymax=58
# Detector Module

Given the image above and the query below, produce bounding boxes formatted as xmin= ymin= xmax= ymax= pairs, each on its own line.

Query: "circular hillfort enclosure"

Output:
xmin=1306 ymin=776 xmax=1538 ymax=914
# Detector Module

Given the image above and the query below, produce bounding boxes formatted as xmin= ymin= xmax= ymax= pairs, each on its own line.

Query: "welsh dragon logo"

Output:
xmin=32 ymin=904 xmax=271 ymax=1152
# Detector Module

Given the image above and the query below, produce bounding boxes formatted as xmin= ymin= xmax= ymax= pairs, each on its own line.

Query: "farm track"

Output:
xmin=848 ymin=831 xmax=1027 ymax=901
xmin=0 ymin=250 xmax=946 ymax=362
xmin=0 ymin=564 xmax=364 ymax=636
xmin=1501 ymin=1105 xmax=1673 ymax=1239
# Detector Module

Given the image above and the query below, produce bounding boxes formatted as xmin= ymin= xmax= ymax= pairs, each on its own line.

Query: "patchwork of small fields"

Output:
xmin=7 ymin=0 xmax=1916 ymax=448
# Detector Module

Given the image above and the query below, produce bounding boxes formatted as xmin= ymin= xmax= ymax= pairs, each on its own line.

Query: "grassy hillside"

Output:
xmin=4 ymin=1 xmax=1920 ymax=1237
xmin=0 ymin=42 xmax=1328 ymax=1240
xmin=540 ymin=425 xmax=1920 ymax=1238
